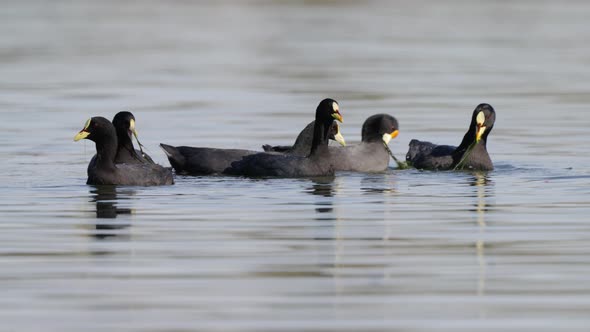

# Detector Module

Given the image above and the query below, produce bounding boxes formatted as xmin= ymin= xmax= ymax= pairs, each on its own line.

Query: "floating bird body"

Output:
xmin=161 ymin=119 xmax=345 ymax=175
xmin=111 ymin=111 xmax=154 ymax=164
xmin=160 ymin=145 xmax=256 ymax=175
xmin=328 ymin=114 xmax=399 ymax=173
xmin=88 ymin=112 xmax=154 ymax=170
xmin=262 ymin=120 xmax=345 ymax=157
xmin=225 ymin=98 xmax=343 ymax=177
xmin=75 ymin=117 xmax=173 ymax=186
xmin=228 ymin=147 xmax=334 ymax=177
xmin=406 ymin=104 xmax=496 ymax=171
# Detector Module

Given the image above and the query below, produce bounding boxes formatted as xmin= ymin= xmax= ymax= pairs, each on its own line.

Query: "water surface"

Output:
xmin=1 ymin=1 xmax=590 ymax=331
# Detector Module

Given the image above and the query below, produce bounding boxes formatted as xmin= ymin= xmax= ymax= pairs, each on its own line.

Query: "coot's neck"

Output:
xmin=292 ymin=121 xmax=315 ymax=155
xmin=362 ymin=134 xmax=381 ymax=144
xmin=452 ymin=141 xmax=487 ymax=166
xmin=309 ymin=119 xmax=330 ymax=156
xmin=453 ymin=124 xmax=490 ymax=162
xmin=116 ymin=129 xmax=138 ymax=160
xmin=95 ymin=133 xmax=118 ymax=169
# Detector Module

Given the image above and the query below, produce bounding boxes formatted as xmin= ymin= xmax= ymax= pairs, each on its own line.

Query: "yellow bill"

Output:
xmin=130 ymin=118 xmax=140 ymax=141
xmin=476 ymin=111 xmax=485 ymax=126
xmin=382 ymin=129 xmax=399 ymax=144
xmin=74 ymin=118 xmax=91 ymax=141
xmin=73 ymin=130 xmax=89 ymax=141
xmin=129 ymin=118 xmax=147 ymax=156
xmin=475 ymin=111 xmax=486 ymax=143
xmin=334 ymin=128 xmax=346 ymax=146
xmin=476 ymin=125 xmax=486 ymax=142
xmin=331 ymin=112 xmax=343 ymax=123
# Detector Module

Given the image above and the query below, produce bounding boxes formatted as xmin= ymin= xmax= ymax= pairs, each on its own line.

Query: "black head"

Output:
xmin=469 ymin=103 xmax=496 ymax=143
xmin=112 ymin=111 xmax=136 ymax=139
xmin=74 ymin=116 xmax=116 ymax=143
xmin=315 ymin=98 xmax=343 ymax=124
xmin=361 ymin=114 xmax=399 ymax=144
xmin=310 ymin=98 xmax=343 ymax=155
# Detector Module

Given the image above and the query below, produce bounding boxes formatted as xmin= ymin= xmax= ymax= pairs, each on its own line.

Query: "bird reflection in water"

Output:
xmin=308 ymin=176 xmax=336 ymax=214
xmin=469 ymin=172 xmax=494 ymax=298
xmin=89 ymin=185 xmax=134 ymax=239
xmin=360 ymin=173 xmax=397 ymax=196
xmin=307 ymin=176 xmax=342 ymax=279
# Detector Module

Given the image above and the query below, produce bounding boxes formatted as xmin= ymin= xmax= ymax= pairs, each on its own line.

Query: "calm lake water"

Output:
xmin=1 ymin=1 xmax=590 ymax=331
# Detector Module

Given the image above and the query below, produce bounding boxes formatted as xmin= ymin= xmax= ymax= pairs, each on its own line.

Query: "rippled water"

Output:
xmin=1 ymin=1 xmax=590 ymax=331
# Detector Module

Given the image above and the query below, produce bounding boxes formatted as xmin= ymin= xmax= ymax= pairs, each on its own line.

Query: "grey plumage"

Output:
xmin=160 ymin=144 xmax=256 ymax=175
xmin=262 ymin=120 xmax=343 ymax=157
xmin=74 ymin=116 xmax=173 ymax=186
xmin=86 ymin=162 xmax=173 ymax=186
xmin=406 ymin=103 xmax=496 ymax=171
xmin=226 ymin=147 xmax=334 ymax=177
xmin=328 ymin=114 xmax=399 ymax=173
xmin=88 ymin=111 xmax=154 ymax=170
xmin=328 ymin=142 xmax=390 ymax=172
xmin=161 ymin=120 xmax=342 ymax=175
xmin=406 ymin=141 xmax=456 ymax=170
xmin=226 ymin=98 xmax=343 ymax=178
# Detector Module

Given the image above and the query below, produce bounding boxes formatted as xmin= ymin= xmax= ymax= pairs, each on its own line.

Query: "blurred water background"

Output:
xmin=1 ymin=1 xmax=590 ymax=331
